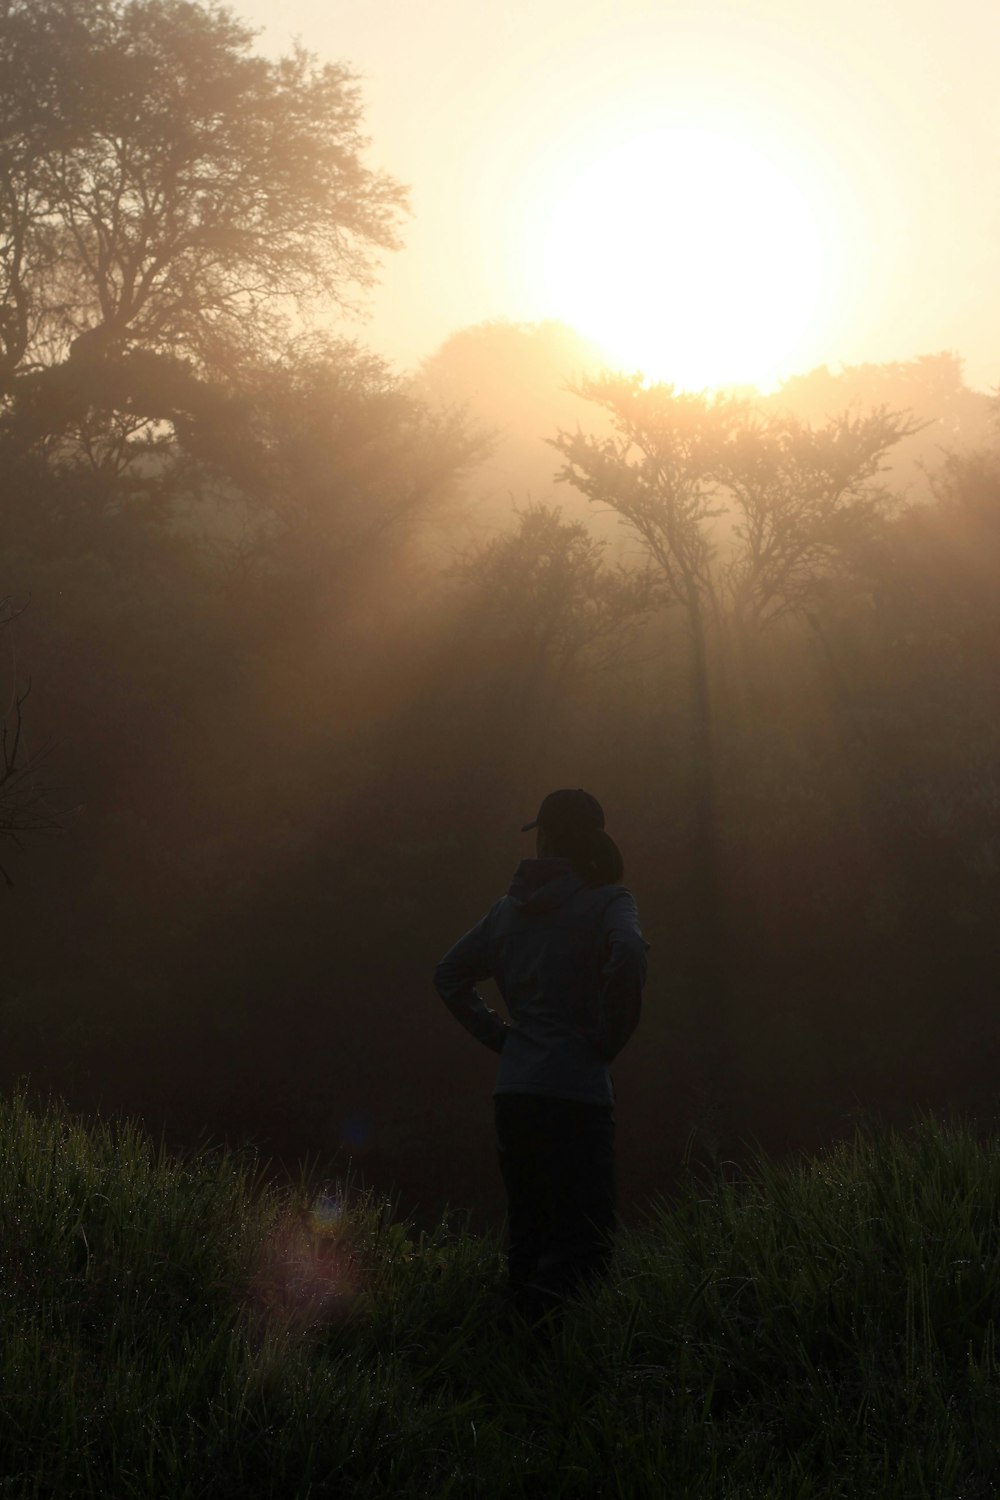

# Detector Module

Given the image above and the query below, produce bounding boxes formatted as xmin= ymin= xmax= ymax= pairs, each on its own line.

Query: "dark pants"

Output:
xmin=494 ymin=1092 xmax=616 ymax=1326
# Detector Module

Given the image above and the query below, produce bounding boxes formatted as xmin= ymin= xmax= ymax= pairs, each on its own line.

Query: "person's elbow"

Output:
xmin=598 ymin=942 xmax=647 ymax=1059
xmin=599 ymin=999 xmax=642 ymax=1062
xmin=433 ymin=954 xmax=468 ymax=1001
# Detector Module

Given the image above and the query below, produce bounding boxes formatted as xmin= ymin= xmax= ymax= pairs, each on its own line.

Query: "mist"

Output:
xmin=2 ymin=0 xmax=999 ymax=1248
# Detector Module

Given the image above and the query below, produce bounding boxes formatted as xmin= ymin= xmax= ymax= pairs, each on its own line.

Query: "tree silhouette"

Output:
xmin=769 ymin=353 xmax=995 ymax=497
xmin=0 ymin=0 xmax=405 ymax=385
xmin=552 ymin=378 xmax=741 ymax=731
xmin=452 ymin=501 xmax=653 ymax=692
xmin=552 ymin=375 xmax=920 ymax=642
xmin=175 ymin=338 xmax=491 ymax=613
xmin=551 ymin=375 xmax=919 ymax=1135
xmin=716 ymin=406 xmax=924 ymax=632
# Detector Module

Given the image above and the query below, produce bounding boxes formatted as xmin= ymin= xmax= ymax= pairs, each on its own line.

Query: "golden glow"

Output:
xmin=541 ymin=128 xmax=828 ymax=391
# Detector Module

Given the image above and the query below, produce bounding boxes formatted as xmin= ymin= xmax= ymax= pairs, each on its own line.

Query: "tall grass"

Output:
xmin=2 ymin=1091 xmax=1000 ymax=1497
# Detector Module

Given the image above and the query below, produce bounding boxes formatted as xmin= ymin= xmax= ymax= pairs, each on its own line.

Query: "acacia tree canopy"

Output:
xmin=551 ymin=376 xmax=747 ymax=622
xmin=716 ymin=405 xmax=924 ymax=628
xmin=552 ymin=375 xmax=921 ymax=634
xmin=0 ymin=0 xmax=406 ymax=385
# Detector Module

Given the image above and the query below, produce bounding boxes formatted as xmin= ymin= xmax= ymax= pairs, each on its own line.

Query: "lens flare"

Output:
xmin=339 ymin=1114 xmax=373 ymax=1150
xmin=249 ymin=1192 xmax=362 ymax=1333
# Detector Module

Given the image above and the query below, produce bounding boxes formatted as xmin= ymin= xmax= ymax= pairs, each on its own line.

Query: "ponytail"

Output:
xmin=588 ymin=828 xmax=625 ymax=886
xmin=548 ymin=825 xmax=624 ymax=887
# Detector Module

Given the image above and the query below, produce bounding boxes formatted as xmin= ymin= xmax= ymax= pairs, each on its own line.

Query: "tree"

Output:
xmin=769 ymin=353 xmax=995 ymax=500
xmin=415 ymin=320 xmax=609 ymax=539
xmin=173 ymin=338 xmax=492 ymax=615
xmin=551 ymin=375 xmax=918 ymax=1134
xmin=0 ymin=0 xmax=406 ymax=437
xmin=551 ymin=375 xmax=922 ymax=808
xmin=716 ymin=406 xmax=923 ymax=632
xmin=551 ymin=376 xmax=919 ymax=712
xmin=0 ymin=0 xmax=438 ymax=639
xmin=451 ymin=501 xmax=653 ymax=693
xmin=859 ymin=438 xmax=1000 ymax=681
xmin=551 ymin=378 xmax=746 ymax=800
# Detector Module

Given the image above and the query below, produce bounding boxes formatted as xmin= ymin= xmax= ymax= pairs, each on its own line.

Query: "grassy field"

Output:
xmin=2 ymin=1090 xmax=1000 ymax=1498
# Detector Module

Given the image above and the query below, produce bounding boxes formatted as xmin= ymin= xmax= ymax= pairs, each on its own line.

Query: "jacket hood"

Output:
xmin=507 ymin=857 xmax=585 ymax=915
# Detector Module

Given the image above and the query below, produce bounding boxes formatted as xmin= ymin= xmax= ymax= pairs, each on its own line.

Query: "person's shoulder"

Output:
xmin=595 ymin=882 xmax=637 ymax=903
xmin=575 ymin=882 xmax=635 ymax=916
xmin=486 ymin=892 xmax=518 ymax=929
xmin=596 ymin=885 xmax=642 ymax=922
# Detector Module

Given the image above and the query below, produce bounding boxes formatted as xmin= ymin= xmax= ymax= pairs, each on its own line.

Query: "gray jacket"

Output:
xmin=433 ymin=857 xmax=649 ymax=1105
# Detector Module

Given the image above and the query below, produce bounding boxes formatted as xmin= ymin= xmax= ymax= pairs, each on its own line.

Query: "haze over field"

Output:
xmin=239 ymin=0 xmax=1000 ymax=393
xmin=1 ymin=0 xmax=998 ymax=1232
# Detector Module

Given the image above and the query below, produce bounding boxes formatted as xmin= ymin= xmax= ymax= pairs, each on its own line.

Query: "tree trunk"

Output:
xmin=683 ymin=593 xmax=736 ymax=1155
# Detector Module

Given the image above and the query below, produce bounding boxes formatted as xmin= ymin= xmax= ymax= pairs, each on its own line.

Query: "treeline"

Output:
xmin=2 ymin=0 xmax=999 ymax=1228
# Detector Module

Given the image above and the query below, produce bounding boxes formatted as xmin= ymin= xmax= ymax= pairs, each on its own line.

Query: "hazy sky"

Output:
xmin=236 ymin=0 xmax=1000 ymax=391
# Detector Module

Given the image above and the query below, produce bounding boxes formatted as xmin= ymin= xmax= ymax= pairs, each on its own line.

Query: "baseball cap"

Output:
xmin=521 ymin=788 xmax=605 ymax=836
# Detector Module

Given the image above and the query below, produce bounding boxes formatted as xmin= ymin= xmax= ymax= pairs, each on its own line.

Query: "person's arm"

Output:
xmin=596 ymin=891 xmax=649 ymax=1062
xmin=433 ymin=905 xmax=510 ymax=1055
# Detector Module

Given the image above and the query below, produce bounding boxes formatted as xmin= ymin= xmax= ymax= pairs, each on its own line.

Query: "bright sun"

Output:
xmin=541 ymin=128 xmax=827 ymax=391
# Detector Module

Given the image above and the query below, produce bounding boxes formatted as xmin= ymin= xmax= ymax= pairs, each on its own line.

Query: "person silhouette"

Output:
xmin=434 ymin=789 xmax=649 ymax=1332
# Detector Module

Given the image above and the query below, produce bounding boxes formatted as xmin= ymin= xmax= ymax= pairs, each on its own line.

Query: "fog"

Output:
xmin=2 ymin=0 xmax=999 ymax=1236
